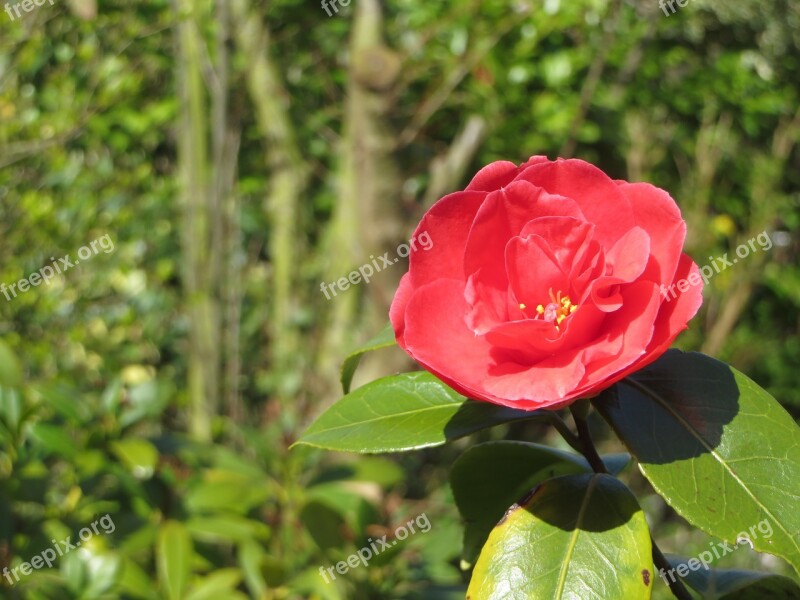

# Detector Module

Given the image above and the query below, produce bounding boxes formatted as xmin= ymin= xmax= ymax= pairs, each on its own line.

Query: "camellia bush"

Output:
xmin=295 ymin=157 xmax=800 ymax=599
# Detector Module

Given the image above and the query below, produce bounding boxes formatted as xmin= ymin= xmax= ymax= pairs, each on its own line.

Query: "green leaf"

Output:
xmin=467 ymin=473 xmax=653 ymax=599
xmin=0 ymin=340 xmax=22 ymax=389
xmin=36 ymin=383 xmax=91 ymax=424
xmin=185 ymin=469 xmax=271 ymax=515
xmin=157 ymin=521 xmax=193 ymax=600
xmin=0 ymin=386 xmax=24 ymax=437
xmin=305 ymin=481 xmax=381 ymax=534
xmin=594 ymin=350 xmax=800 ymax=574
xmin=110 ymin=438 xmax=159 ymax=479
xmin=184 ymin=569 xmax=243 ymax=600
xmin=295 ymin=371 xmax=543 ymax=454
xmin=602 ymin=453 xmax=633 ymax=475
xmin=450 ymin=441 xmax=590 ymax=565
xmin=63 ymin=550 xmax=88 ymax=594
xmin=238 ymin=539 xmax=267 ymax=598
xmin=116 ymin=557 xmax=158 ymax=600
xmin=101 ymin=377 xmax=124 ymax=413
xmin=309 ymin=456 xmax=406 ymax=488
xmin=185 ymin=515 xmax=271 ymax=544
xmin=662 ymin=555 xmax=800 ymax=599
xmin=82 ymin=552 xmax=122 ymax=598
xmin=28 ymin=422 xmax=77 ymax=458
xmin=340 ymin=322 xmax=397 ymax=393
xmin=299 ymin=500 xmax=348 ymax=551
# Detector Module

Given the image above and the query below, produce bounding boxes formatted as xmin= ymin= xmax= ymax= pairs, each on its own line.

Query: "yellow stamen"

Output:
xmin=519 ymin=303 xmax=526 ymax=310
xmin=533 ymin=291 xmax=579 ymax=329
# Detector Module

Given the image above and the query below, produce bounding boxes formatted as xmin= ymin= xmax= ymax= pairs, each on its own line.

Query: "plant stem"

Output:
xmin=568 ymin=402 xmax=608 ymax=474
xmin=650 ymin=538 xmax=694 ymax=600
xmin=569 ymin=402 xmax=694 ymax=600
xmin=547 ymin=412 xmax=584 ymax=454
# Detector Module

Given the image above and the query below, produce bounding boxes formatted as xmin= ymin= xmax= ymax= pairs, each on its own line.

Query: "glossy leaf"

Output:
xmin=340 ymin=322 xmax=397 ymax=393
xmin=451 ymin=441 xmax=590 ymax=564
xmin=295 ymin=371 xmax=543 ymax=453
xmin=602 ymin=453 xmax=633 ymax=475
xmin=594 ymin=350 xmax=800 ymax=574
xmin=467 ymin=473 xmax=653 ymax=599
xmin=157 ymin=521 xmax=193 ymax=600
xmin=663 ymin=554 xmax=800 ymax=599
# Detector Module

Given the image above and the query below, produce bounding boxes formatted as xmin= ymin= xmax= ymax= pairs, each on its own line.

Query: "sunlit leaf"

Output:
xmin=296 ymin=372 xmax=543 ymax=453
xmin=340 ymin=322 xmax=397 ymax=393
xmin=467 ymin=473 xmax=653 ymax=599
xmin=157 ymin=521 xmax=193 ymax=600
xmin=595 ymin=350 xmax=800 ymax=575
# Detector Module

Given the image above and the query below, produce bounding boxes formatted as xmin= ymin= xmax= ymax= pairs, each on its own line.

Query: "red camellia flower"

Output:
xmin=390 ymin=156 xmax=704 ymax=410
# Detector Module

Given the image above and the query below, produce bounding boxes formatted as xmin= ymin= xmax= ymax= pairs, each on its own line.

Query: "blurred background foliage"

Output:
xmin=0 ymin=0 xmax=798 ymax=598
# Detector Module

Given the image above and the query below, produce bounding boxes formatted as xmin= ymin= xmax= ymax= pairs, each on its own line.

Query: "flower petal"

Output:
xmin=619 ymin=181 xmax=687 ymax=285
xmin=408 ymin=190 xmax=487 ymax=288
xmin=515 ymin=158 xmax=635 ymax=248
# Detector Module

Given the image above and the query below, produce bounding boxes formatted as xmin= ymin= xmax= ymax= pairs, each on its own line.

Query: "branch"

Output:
xmin=420 ymin=114 xmax=486 ymax=210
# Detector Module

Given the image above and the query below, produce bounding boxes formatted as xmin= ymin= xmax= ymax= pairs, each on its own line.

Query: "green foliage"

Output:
xmin=0 ymin=346 xmax=455 ymax=598
xmin=305 ymin=336 xmax=800 ymax=597
xmin=450 ymin=442 xmax=631 ymax=565
xmin=297 ymin=371 xmax=545 ymax=453
xmin=467 ymin=474 xmax=654 ymax=600
xmin=340 ymin=322 xmax=397 ymax=394
xmin=1 ymin=0 xmax=799 ymax=597
xmin=450 ymin=442 xmax=592 ymax=565
xmin=595 ymin=351 xmax=800 ymax=574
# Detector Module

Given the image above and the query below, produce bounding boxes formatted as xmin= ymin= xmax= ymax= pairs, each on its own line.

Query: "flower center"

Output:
xmin=519 ymin=288 xmax=577 ymax=330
